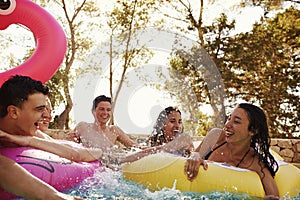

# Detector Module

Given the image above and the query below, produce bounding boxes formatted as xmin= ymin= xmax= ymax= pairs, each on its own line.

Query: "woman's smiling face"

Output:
xmin=223 ymin=106 xmax=253 ymax=143
xmin=163 ymin=111 xmax=182 ymax=141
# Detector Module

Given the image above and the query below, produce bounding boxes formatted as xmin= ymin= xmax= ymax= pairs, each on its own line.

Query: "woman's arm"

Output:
xmin=34 ymin=130 xmax=54 ymax=140
xmin=184 ymin=128 xmax=222 ymax=181
xmin=252 ymin=160 xmax=279 ymax=200
xmin=120 ymin=145 xmax=162 ymax=163
xmin=55 ymin=140 xmax=105 ymax=162
xmin=184 ymin=152 xmax=208 ymax=181
xmin=161 ymin=133 xmax=194 ymax=153
xmin=261 ymin=173 xmax=279 ymax=200
xmin=195 ymin=128 xmax=222 ymax=158
xmin=121 ymin=133 xmax=193 ymax=163
xmin=30 ymin=138 xmax=103 ymax=162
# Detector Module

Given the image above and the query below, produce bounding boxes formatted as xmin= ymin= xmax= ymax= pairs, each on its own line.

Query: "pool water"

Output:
xmin=67 ymin=168 xmax=300 ymax=200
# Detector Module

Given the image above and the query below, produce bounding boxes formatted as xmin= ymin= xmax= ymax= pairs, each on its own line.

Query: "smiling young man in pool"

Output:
xmin=0 ymin=75 xmax=83 ymax=200
xmin=68 ymin=95 xmax=138 ymax=151
xmin=0 ymin=77 xmax=108 ymax=164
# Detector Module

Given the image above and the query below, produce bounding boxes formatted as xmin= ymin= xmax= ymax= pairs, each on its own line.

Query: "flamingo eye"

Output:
xmin=0 ymin=0 xmax=16 ymax=15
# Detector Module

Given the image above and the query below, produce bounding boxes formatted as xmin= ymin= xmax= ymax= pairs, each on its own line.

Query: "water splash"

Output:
xmin=66 ymin=169 xmax=300 ymax=200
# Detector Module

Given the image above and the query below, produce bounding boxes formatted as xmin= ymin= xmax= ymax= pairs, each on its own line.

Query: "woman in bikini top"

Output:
xmin=204 ymin=141 xmax=226 ymax=160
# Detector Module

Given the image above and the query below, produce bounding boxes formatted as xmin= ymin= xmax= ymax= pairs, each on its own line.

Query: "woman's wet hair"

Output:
xmin=238 ymin=103 xmax=278 ymax=177
xmin=92 ymin=95 xmax=111 ymax=111
xmin=148 ymin=106 xmax=182 ymax=146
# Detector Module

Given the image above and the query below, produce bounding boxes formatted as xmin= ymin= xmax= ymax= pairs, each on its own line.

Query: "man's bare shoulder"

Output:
xmin=109 ymin=125 xmax=126 ymax=135
xmin=76 ymin=122 xmax=93 ymax=131
xmin=76 ymin=122 xmax=91 ymax=127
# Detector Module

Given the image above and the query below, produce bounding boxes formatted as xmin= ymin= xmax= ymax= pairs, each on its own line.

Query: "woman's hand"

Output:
xmin=0 ymin=130 xmax=31 ymax=146
xmin=184 ymin=152 xmax=208 ymax=181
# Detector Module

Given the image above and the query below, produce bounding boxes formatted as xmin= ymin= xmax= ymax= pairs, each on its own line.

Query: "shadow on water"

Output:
xmin=66 ymin=168 xmax=300 ymax=200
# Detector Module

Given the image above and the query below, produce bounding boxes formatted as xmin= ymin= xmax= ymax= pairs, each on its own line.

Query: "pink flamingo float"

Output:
xmin=0 ymin=1 xmax=86 ymax=199
xmin=0 ymin=0 xmax=67 ymax=86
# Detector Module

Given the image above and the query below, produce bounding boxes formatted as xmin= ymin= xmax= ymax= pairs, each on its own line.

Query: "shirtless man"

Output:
xmin=0 ymin=75 xmax=83 ymax=199
xmin=69 ymin=95 xmax=138 ymax=151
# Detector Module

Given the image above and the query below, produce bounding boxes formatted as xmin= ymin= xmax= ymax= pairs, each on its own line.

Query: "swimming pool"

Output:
xmin=66 ymin=168 xmax=300 ymax=200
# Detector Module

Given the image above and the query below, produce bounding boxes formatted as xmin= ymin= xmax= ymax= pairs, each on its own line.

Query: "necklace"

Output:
xmin=236 ymin=147 xmax=251 ymax=167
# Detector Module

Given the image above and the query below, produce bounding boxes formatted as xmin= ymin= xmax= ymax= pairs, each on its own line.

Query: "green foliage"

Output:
xmin=45 ymin=69 xmax=65 ymax=108
xmin=240 ymin=0 xmax=287 ymax=11
xmin=165 ymin=12 xmax=235 ymax=134
xmin=183 ymin=110 xmax=212 ymax=137
xmin=166 ymin=52 xmax=212 ymax=136
xmin=3 ymin=0 xmax=297 ymax=136
xmin=43 ymin=0 xmax=101 ymax=129
xmin=107 ymin=0 xmax=157 ymax=32
xmin=164 ymin=1 xmax=299 ymax=138
xmin=219 ymin=7 xmax=300 ymax=138
xmin=104 ymin=0 xmax=159 ymax=121
xmin=169 ymin=53 xmax=209 ymax=104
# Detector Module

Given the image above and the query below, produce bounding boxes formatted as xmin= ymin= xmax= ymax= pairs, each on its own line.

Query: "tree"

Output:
xmin=104 ymin=0 xmax=160 ymax=124
xmin=166 ymin=56 xmax=213 ymax=136
xmin=163 ymin=1 xmax=235 ymax=131
xmin=0 ymin=0 xmax=99 ymax=129
xmin=38 ymin=0 xmax=101 ymax=129
xmin=221 ymin=7 xmax=300 ymax=137
xmin=240 ymin=0 xmax=300 ymax=16
xmin=160 ymin=0 xmax=299 ymax=137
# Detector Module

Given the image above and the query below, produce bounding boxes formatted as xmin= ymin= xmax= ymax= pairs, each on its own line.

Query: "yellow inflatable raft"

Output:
xmin=122 ymin=152 xmax=300 ymax=198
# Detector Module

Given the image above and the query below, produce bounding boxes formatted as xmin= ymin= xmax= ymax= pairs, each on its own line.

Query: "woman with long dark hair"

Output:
xmin=121 ymin=106 xmax=194 ymax=163
xmin=184 ymin=103 xmax=279 ymax=200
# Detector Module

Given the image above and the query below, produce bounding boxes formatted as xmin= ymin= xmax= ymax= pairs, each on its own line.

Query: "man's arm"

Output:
xmin=114 ymin=126 xmax=138 ymax=148
xmin=0 ymin=154 xmax=83 ymax=200
xmin=0 ymin=130 xmax=102 ymax=162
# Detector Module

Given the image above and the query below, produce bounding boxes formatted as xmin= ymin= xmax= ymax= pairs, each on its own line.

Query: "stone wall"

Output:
xmin=46 ymin=129 xmax=300 ymax=166
xmin=270 ymin=139 xmax=300 ymax=164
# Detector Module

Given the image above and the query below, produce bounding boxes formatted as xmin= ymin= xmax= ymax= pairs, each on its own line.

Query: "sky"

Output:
xmin=97 ymin=0 xmax=264 ymax=134
xmin=0 ymin=0 xmax=266 ymax=134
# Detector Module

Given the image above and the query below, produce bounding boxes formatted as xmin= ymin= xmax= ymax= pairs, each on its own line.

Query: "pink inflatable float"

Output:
xmin=0 ymin=0 xmax=67 ymax=86
xmin=0 ymin=147 xmax=101 ymax=199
